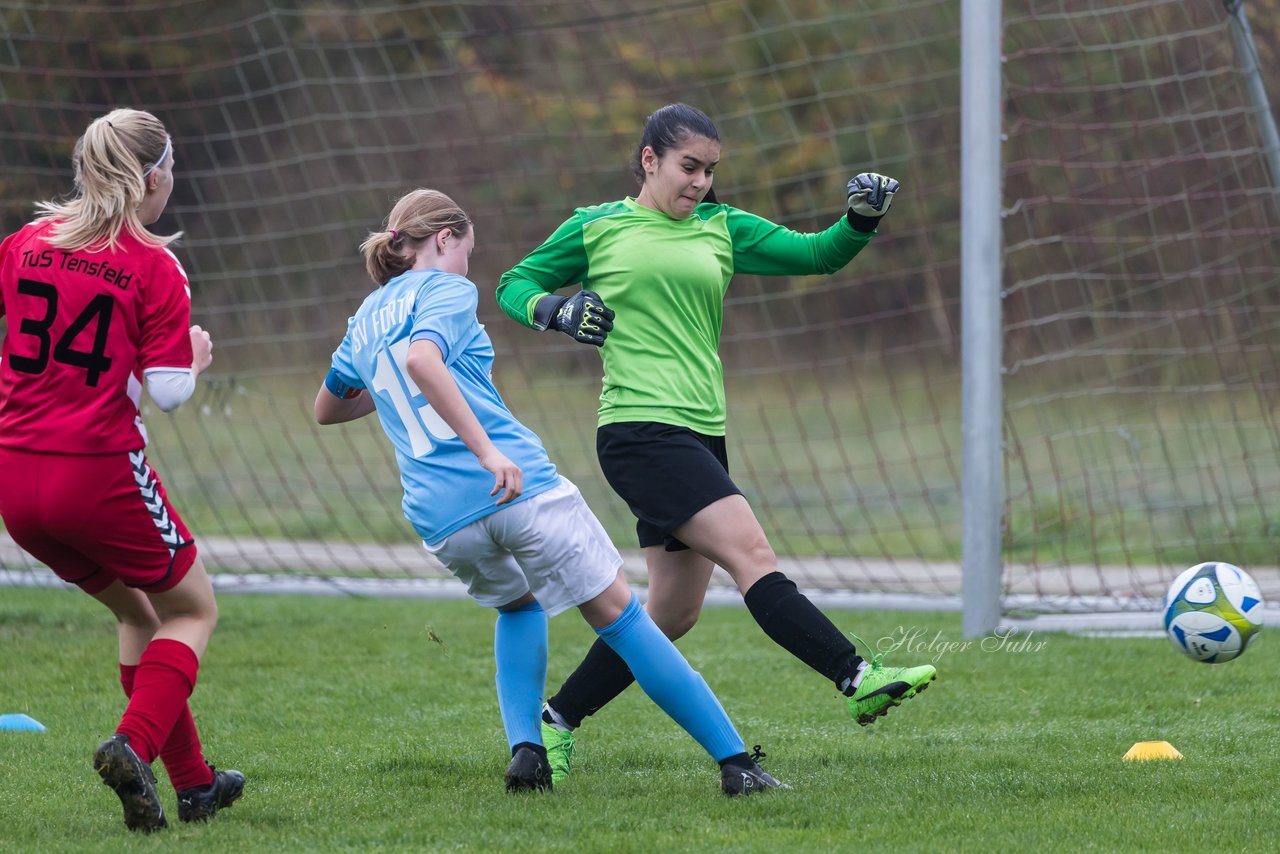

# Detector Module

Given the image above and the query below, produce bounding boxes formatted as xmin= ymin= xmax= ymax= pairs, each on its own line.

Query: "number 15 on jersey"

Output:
xmin=370 ymin=337 xmax=456 ymax=458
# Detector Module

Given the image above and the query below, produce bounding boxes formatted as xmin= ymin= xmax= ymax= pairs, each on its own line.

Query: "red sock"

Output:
xmin=116 ymin=639 xmax=200 ymax=764
xmin=119 ymin=663 xmax=138 ymax=697
xmin=157 ymin=709 xmax=214 ymax=791
xmin=119 ymin=661 xmax=214 ymax=792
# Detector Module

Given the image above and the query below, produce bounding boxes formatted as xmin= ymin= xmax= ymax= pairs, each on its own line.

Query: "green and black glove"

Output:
xmin=846 ymin=172 xmax=899 ymax=233
xmin=532 ymin=290 xmax=615 ymax=347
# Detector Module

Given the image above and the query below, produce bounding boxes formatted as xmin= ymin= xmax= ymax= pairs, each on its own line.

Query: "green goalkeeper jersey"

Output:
xmin=497 ymin=197 xmax=873 ymax=435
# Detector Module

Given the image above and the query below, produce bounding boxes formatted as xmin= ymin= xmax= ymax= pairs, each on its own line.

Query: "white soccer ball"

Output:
xmin=1163 ymin=562 xmax=1264 ymax=663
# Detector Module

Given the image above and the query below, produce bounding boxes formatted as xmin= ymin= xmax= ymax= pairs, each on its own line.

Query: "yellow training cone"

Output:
xmin=1123 ymin=741 xmax=1184 ymax=761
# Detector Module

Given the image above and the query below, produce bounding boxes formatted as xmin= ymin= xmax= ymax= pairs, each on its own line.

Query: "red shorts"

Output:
xmin=0 ymin=447 xmax=197 ymax=594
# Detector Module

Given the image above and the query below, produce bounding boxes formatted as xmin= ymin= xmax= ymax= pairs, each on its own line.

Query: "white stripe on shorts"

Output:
xmin=128 ymin=450 xmax=182 ymax=556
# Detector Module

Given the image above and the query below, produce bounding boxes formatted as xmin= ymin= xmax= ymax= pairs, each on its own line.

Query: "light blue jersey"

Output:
xmin=329 ymin=269 xmax=560 ymax=543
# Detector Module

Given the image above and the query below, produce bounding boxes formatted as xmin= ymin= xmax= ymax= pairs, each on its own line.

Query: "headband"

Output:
xmin=143 ymin=136 xmax=172 ymax=178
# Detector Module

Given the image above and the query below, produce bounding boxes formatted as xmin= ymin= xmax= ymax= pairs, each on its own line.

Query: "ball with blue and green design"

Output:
xmin=1163 ymin=562 xmax=1264 ymax=663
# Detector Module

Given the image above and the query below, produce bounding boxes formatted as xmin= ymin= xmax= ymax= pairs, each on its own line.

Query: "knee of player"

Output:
xmin=734 ymin=534 xmax=778 ymax=574
xmin=649 ymin=605 xmax=702 ymax=640
xmin=188 ymin=589 xmax=220 ymax=626
xmin=116 ymin=611 xmax=162 ymax=634
xmin=153 ymin=595 xmax=218 ymax=629
xmin=748 ymin=535 xmax=777 ymax=564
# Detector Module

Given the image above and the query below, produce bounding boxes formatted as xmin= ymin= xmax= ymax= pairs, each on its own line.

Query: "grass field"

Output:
xmin=1 ymin=587 xmax=1276 ymax=852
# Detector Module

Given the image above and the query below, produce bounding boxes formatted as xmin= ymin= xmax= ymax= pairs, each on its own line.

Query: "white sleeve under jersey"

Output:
xmin=144 ymin=367 xmax=196 ymax=412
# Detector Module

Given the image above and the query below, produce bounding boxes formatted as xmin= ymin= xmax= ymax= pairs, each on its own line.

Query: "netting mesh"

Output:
xmin=1 ymin=0 xmax=964 ymax=594
xmin=1001 ymin=0 xmax=1280 ymax=606
xmin=2 ymin=1 xmax=1277 ymax=610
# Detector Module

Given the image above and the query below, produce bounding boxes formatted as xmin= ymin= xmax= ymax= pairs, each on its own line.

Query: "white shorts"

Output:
xmin=423 ymin=477 xmax=622 ymax=617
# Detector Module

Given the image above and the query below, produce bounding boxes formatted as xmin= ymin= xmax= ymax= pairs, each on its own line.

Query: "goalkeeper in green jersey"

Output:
xmin=496 ymin=102 xmax=937 ymax=783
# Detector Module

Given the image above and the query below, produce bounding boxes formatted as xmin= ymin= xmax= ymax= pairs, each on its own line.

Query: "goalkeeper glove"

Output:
xmin=532 ymin=290 xmax=615 ymax=347
xmin=846 ymin=172 xmax=899 ymax=232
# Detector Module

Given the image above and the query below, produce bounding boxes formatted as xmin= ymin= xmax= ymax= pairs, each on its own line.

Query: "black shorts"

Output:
xmin=596 ymin=421 xmax=743 ymax=551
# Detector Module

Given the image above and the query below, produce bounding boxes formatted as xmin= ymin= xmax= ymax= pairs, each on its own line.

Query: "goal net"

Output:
xmin=1 ymin=0 xmax=1276 ymax=612
xmin=1002 ymin=0 xmax=1280 ymax=611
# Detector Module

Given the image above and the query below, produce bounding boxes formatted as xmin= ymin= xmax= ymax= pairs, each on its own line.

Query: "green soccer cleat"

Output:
xmin=846 ymin=655 xmax=937 ymax=726
xmin=541 ymin=721 xmax=575 ymax=784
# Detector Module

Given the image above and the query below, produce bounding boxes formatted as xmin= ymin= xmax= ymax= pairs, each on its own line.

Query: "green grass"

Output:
xmin=2 ymin=588 xmax=1277 ymax=852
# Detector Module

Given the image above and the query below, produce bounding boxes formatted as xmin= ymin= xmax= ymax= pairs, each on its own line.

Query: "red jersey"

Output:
xmin=0 ymin=220 xmax=194 ymax=454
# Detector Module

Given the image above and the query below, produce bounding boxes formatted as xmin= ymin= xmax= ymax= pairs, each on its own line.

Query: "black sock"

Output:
xmin=717 ymin=751 xmax=752 ymax=769
xmin=545 ymin=637 xmax=636 ymax=729
xmin=743 ymin=571 xmax=864 ymax=695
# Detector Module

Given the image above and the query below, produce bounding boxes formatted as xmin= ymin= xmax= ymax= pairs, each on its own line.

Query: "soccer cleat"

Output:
xmin=93 ymin=734 xmax=167 ymax=832
xmin=504 ymin=746 xmax=553 ymax=793
xmin=541 ymin=720 xmax=575 ymax=784
xmin=720 ymin=759 xmax=790 ymax=796
xmin=177 ymin=765 xmax=246 ymax=823
xmin=846 ymin=657 xmax=937 ymax=726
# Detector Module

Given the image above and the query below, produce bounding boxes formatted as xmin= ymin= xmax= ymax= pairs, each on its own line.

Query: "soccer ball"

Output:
xmin=1163 ymin=562 xmax=1264 ymax=663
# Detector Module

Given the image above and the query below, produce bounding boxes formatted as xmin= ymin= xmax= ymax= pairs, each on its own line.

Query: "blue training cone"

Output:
xmin=0 ymin=713 xmax=47 ymax=732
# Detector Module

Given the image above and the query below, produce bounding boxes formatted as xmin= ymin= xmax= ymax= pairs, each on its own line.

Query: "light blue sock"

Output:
xmin=494 ymin=601 xmax=548 ymax=752
xmin=596 ymin=594 xmax=745 ymax=762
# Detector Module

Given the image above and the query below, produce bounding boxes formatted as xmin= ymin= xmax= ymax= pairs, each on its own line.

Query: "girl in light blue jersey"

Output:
xmin=313 ymin=188 xmax=782 ymax=795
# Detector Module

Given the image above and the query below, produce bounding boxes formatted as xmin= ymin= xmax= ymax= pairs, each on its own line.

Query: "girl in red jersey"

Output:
xmin=0 ymin=109 xmax=242 ymax=832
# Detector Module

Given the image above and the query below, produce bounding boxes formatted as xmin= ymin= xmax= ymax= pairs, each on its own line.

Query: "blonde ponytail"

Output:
xmin=35 ymin=108 xmax=180 ymax=251
xmin=360 ymin=189 xmax=471 ymax=286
